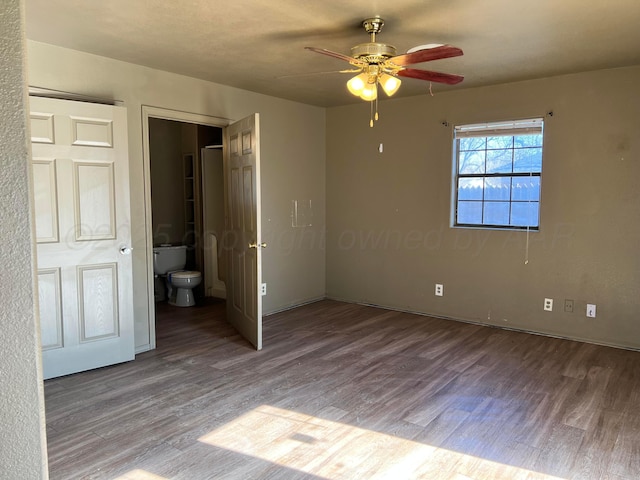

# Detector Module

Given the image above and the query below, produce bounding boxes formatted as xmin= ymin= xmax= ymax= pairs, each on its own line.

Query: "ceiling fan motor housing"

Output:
xmin=351 ymin=43 xmax=397 ymax=63
xmin=353 ymin=17 xmax=397 ymax=64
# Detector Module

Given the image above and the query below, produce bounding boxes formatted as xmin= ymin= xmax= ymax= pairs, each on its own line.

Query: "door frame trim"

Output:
xmin=140 ymin=105 xmax=231 ymax=352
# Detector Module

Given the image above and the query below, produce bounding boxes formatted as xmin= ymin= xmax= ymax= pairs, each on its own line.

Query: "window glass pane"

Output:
xmin=511 ymin=202 xmax=539 ymax=226
xmin=485 ymin=177 xmax=511 ymax=201
xmin=484 ymin=202 xmax=510 ymax=225
xmin=487 ymin=136 xmax=513 ymax=149
xmin=459 ymin=137 xmax=486 ymax=151
xmin=514 ymin=147 xmax=542 ymax=172
xmin=459 ymin=150 xmax=485 ymax=174
xmin=511 ymin=177 xmax=540 ymax=202
xmin=486 ymin=149 xmax=513 ymax=173
xmin=458 ymin=178 xmax=483 ymax=200
xmin=511 ymin=177 xmax=540 ymax=201
xmin=457 ymin=201 xmax=483 ymax=224
xmin=514 ymin=134 xmax=542 ymax=148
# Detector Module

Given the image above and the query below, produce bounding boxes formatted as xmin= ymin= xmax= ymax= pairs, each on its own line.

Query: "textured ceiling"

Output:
xmin=25 ymin=0 xmax=640 ymax=107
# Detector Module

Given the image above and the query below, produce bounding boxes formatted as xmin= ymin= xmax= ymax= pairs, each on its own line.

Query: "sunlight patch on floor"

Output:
xmin=113 ymin=469 xmax=168 ymax=480
xmin=198 ymin=405 xmax=565 ymax=479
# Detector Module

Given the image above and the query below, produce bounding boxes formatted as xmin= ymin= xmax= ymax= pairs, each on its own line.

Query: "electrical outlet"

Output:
xmin=564 ymin=299 xmax=574 ymax=313
xmin=586 ymin=304 xmax=596 ymax=318
xmin=261 ymin=283 xmax=267 ymax=296
xmin=435 ymin=284 xmax=443 ymax=296
xmin=544 ymin=298 xmax=553 ymax=311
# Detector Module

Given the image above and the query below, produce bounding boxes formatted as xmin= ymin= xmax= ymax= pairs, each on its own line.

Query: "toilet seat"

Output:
xmin=170 ymin=270 xmax=201 ymax=280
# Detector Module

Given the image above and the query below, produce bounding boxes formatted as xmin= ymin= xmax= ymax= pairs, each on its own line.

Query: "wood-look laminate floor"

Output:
xmin=45 ymin=299 xmax=640 ymax=480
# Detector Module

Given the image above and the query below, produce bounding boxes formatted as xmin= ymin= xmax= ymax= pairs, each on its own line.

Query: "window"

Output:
xmin=452 ymin=118 xmax=544 ymax=229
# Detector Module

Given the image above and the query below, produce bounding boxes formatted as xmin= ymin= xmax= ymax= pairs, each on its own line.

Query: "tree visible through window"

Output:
xmin=453 ymin=119 xmax=544 ymax=229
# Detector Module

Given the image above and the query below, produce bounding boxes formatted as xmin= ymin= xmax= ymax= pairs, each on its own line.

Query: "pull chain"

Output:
xmin=375 ymin=95 xmax=379 ymax=121
xmin=369 ymin=84 xmax=379 ymax=128
xmin=370 ymin=100 xmax=374 ymax=127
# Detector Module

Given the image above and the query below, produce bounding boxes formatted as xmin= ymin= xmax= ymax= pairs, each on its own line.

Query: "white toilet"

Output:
xmin=153 ymin=245 xmax=201 ymax=307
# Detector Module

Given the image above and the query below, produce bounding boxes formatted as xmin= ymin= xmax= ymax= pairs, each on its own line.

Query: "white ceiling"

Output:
xmin=25 ymin=0 xmax=640 ymax=107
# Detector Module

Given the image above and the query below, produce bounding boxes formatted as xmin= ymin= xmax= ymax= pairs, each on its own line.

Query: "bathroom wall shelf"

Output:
xmin=183 ymin=153 xmax=196 ymax=247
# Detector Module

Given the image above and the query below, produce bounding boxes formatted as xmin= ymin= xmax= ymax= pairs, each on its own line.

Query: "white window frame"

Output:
xmin=451 ymin=118 xmax=544 ymax=230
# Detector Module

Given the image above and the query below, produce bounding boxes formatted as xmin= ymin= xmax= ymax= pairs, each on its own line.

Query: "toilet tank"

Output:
xmin=153 ymin=245 xmax=187 ymax=274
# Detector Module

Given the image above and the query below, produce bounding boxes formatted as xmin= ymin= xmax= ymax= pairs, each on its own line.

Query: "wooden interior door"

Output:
xmin=224 ymin=114 xmax=263 ymax=350
xmin=30 ymin=96 xmax=135 ymax=379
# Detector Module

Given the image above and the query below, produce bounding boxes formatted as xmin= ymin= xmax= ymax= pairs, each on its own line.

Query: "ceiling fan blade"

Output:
xmin=397 ymin=68 xmax=464 ymax=85
xmin=305 ymin=47 xmax=362 ymax=65
xmin=391 ymin=45 xmax=463 ymax=66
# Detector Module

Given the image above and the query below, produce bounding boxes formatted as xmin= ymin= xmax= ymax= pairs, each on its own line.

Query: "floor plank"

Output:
xmin=44 ymin=299 xmax=640 ymax=479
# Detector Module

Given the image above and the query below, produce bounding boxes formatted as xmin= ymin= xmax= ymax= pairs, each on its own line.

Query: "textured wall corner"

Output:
xmin=0 ymin=1 xmax=49 ymax=478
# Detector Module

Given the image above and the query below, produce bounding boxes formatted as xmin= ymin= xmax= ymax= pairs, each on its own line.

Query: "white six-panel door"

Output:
xmin=30 ymin=96 xmax=134 ymax=379
xmin=225 ymin=114 xmax=262 ymax=350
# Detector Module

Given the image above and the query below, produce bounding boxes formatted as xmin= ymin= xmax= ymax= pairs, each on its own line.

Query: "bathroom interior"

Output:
xmin=149 ymin=118 xmax=226 ymax=309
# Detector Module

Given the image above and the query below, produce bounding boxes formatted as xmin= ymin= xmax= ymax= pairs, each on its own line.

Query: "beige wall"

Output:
xmin=27 ymin=41 xmax=327 ymax=351
xmin=0 ymin=1 xmax=48 ymax=477
xmin=326 ymin=66 xmax=640 ymax=350
xmin=149 ymin=118 xmax=185 ymax=246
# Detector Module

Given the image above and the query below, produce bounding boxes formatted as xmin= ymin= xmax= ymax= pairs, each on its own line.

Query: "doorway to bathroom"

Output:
xmin=144 ymin=108 xmax=227 ymax=345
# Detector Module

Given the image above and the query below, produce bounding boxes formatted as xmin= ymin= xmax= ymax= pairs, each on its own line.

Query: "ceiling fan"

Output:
xmin=306 ymin=16 xmax=464 ymax=126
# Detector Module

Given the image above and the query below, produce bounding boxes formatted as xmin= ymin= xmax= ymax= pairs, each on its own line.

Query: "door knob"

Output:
xmin=248 ymin=242 xmax=267 ymax=249
xmin=119 ymin=246 xmax=133 ymax=255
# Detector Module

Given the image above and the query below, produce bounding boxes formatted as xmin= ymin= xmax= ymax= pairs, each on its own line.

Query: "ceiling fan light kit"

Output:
xmin=346 ymin=67 xmax=401 ymax=100
xmin=306 ymin=16 xmax=464 ymax=127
